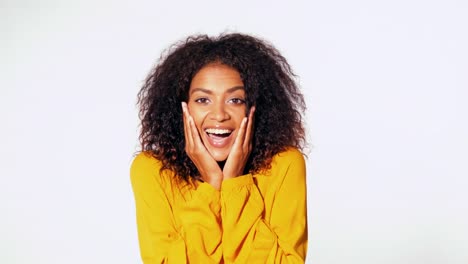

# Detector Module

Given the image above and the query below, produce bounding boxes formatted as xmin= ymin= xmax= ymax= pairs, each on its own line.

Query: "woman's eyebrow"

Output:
xmin=190 ymin=86 xmax=245 ymax=95
xmin=190 ymin=88 xmax=212 ymax=95
xmin=226 ymin=86 xmax=245 ymax=93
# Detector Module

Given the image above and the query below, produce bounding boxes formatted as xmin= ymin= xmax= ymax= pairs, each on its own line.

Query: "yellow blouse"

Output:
xmin=130 ymin=148 xmax=308 ymax=263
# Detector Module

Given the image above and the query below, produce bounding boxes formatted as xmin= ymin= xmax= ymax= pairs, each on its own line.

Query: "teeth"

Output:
xmin=205 ymin=128 xmax=232 ymax=135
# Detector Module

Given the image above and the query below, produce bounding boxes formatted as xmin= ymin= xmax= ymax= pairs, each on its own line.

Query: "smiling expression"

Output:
xmin=187 ymin=63 xmax=247 ymax=161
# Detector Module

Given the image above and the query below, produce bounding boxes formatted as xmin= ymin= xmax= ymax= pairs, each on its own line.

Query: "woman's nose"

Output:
xmin=210 ymin=103 xmax=230 ymax=122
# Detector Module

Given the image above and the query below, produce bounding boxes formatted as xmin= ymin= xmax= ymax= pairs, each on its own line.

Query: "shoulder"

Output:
xmin=266 ymin=148 xmax=306 ymax=185
xmin=131 ymin=152 xmax=162 ymax=176
xmin=130 ymin=152 xmax=165 ymax=189
xmin=271 ymin=147 xmax=305 ymax=169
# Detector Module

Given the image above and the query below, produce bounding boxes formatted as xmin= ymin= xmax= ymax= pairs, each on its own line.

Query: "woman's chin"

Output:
xmin=207 ymin=148 xmax=230 ymax=162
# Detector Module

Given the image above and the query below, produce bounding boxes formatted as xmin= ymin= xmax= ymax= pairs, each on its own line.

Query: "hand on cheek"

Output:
xmin=182 ymin=102 xmax=223 ymax=189
xmin=223 ymin=106 xmax=255 ymax=180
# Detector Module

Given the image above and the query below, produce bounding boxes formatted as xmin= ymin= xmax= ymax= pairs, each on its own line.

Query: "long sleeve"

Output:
xmin=220 ymin=148 xmax=308 ymax=263
xmin=130 ymin=153 xmax=223 ymax=264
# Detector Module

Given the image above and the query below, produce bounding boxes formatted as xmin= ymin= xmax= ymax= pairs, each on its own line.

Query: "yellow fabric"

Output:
xmin=130 ymin=148 xmax=308 ymax=264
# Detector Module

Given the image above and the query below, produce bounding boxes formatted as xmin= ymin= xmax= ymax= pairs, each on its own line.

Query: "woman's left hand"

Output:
xmin=223 ymin=107 xmax=255 ymax=179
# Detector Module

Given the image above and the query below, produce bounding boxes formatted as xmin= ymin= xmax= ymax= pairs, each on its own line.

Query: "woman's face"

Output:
xmin=187 ymin=63 xmax=247 ymax=162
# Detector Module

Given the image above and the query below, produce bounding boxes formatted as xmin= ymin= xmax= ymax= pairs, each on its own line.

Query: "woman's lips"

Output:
xmin=204 ymin=128 xmax=233 ymax=148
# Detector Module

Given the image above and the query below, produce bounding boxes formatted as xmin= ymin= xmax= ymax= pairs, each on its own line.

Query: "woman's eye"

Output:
xmin=194 ymin=98 xmax=210 ymax=104
xmin=229 ymin=98 xmax=246 ymax=104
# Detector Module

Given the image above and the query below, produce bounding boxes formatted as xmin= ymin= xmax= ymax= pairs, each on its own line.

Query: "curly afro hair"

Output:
xmin=137 ymin=33 xmax=306 ymax=183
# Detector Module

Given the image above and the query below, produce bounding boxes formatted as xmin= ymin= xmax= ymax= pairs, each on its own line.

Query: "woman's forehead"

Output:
xmin=189 ymin=64 xmax=244 ymax=93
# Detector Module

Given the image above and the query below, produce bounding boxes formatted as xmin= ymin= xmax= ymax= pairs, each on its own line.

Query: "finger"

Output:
xmin=184 ymin=103 xmax=200 ymax=147
xmin=243 ymin=106 xmax=255 ymax=150
xmin=182 ymin=102 xmax=188 ymax=141
xmin=184 ymin=103 xmax=210 ymax=155
xmin=223 ymin=117 xmax=247 ymax=178
xmin=234 ymin=117 xmax=247 ymax=149
xmin=182 ymin=102 xmax=194 ymax=148
xmin=188 ymin=115 xmax=203 ymax=148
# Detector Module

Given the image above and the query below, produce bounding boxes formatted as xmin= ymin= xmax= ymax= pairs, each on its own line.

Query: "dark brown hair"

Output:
xmin=137 ymin=33 xmax=306 ymax=182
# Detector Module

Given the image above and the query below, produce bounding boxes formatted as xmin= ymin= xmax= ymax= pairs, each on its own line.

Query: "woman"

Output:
xmin=131 ymin=33 xmax=307 ymax=263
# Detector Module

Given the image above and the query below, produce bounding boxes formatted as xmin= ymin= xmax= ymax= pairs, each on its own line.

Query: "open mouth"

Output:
xmin=203 ymin=128 xmax=235 ymax=159
xmin=205 ymin=128 xmax=233 ymax=139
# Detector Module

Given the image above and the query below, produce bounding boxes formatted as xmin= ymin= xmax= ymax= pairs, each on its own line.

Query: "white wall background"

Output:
xmin=1 ymin=0 xmax=467 ymax=263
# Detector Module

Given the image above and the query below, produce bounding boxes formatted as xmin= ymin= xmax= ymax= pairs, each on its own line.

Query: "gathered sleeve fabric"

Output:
xmin=220 ymin=148 xmax=308 ymax=263
xmin=130 ymin=153 xmax=223 ymax=264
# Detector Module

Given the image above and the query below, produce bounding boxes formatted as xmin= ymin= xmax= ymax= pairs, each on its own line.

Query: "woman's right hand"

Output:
xmin=182 ymin=102 xmax=223 ymax=190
